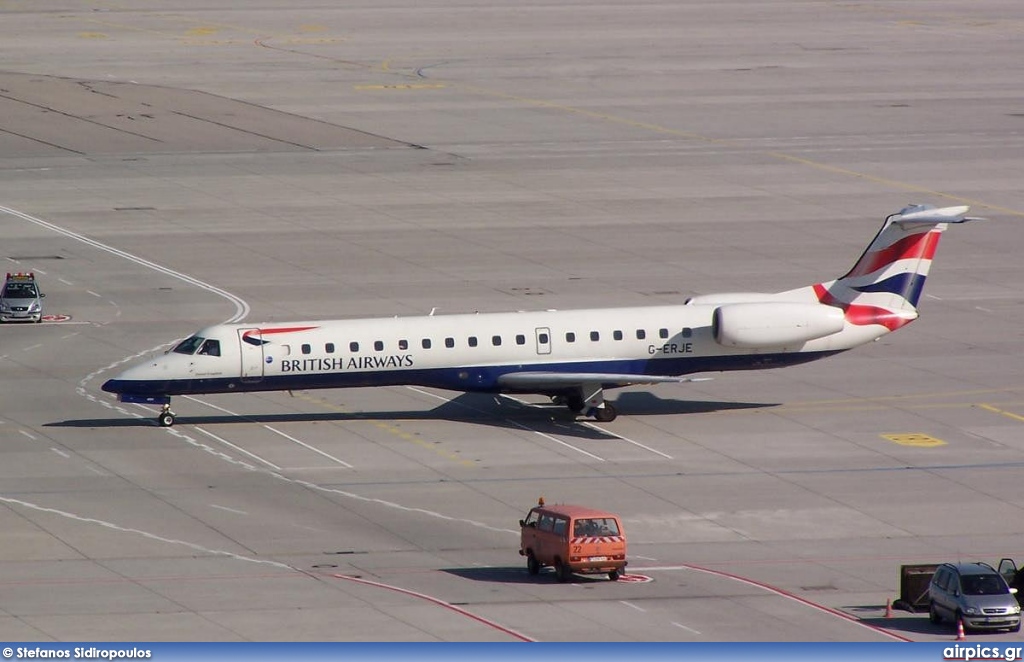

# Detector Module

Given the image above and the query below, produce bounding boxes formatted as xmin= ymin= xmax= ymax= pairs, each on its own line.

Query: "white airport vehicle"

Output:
xmin=102 ymin=204 xmax=977 ymax=427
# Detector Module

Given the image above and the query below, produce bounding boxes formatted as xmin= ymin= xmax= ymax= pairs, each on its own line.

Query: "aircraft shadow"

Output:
xmin=846 ymin=604 xmax=961 ymax=636
xmin=444 ymin=565 xmax=617 ymax=585
xmin=49 ymin=391 xmax=775 ymax=438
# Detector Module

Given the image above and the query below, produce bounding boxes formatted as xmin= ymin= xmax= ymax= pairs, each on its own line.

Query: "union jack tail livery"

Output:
xmin=798 ymin=204 xmax=978 ymax=332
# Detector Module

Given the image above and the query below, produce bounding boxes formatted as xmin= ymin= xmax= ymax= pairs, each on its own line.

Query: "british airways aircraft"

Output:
xmin=103 ymin=204 xmax=976 ymax=427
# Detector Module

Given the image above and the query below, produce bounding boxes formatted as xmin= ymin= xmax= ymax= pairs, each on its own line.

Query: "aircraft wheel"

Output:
xmin=158 ymin=411 xmax=176 ymax=427
xmin=593 ymin=404 xmax=617 ymax=422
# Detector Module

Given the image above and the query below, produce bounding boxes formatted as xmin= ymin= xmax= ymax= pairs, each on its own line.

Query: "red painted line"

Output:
xmin=333 ymin=573 xmax=535 ymax=642
xmin=642 ymin=563 xmax=912 ymax=642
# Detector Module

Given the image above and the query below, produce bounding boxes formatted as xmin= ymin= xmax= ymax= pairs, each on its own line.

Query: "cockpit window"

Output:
xmin=197 ymin=339 xmax=221 ymax=357
xmin=172 ymin=336 xmax=205 ymax=355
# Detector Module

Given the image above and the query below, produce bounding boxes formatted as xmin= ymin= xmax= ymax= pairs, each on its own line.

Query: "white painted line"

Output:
xmin=51 ymin=448 xmax=70 ymax=458
xmin=672 ymin=621 xmax=701 ymax=635
xmin=58 ymin=278 xmax=73 ymax=286
xmin=408 ymin=387 xmax=606 ymax=461
xmin=620 ymin=600 xmax=646 ymax=612
xmin=193 ymin=426 xmax=282 ymax=471
xmin=19 ymin=430 xmax=37 ymax=440
xmin=262 ymin=424 xmax=354 ymax=469
xmin=86 ymin=290 xmax=102 ymax=298
xmin=22 ymin=344 xmax=42 ymax=352
xmin=210 ymin=504 xmax=248 ymax=515
xmin=581 ymin=420 xmax=673 ymax=459
xmin=183 ymin=395 xmax=354 ymax=469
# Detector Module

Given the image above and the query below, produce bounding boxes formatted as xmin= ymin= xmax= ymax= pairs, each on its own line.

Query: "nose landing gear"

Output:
xmin=158 ymin=404 xmax=176 ymax=427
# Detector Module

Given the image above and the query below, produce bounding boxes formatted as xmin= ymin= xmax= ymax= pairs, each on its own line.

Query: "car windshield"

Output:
xmin=961 ymin=574 xmax=1009 ymax=596
xmin=172 ymin=336 xmax=206 ymax=355
xmin=3 ymin=283 xmax=36 ymax=298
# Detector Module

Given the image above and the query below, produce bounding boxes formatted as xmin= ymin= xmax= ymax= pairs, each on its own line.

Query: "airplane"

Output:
xmin=102 ymin=204 xmax=977 ymax=427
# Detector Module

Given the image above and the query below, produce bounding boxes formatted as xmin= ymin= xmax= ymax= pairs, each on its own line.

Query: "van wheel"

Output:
xmin=608 ymin=570 xmax=620 ymax=581
xmin=929 ymin=602 xmax=941 ymax=624
xmin=526 ymin=552 xmax=539 ymax=576
xmin=555 ymin=559 xmax=571 ymax=583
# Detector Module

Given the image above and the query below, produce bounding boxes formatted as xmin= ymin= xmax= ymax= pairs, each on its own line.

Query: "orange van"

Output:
xmin=519 ymin=499 xmax=627 ymax=582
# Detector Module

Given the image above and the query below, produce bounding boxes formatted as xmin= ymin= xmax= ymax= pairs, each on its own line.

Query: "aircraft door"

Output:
xmin=238 ymin=328 xmax=265 ymax=383
xmin=535 ymin=327 xmax=551 ymax=355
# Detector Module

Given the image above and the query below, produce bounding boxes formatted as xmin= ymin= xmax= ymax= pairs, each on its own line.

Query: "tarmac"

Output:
xmin=1 ymin=0 xmax=1024 ymax=642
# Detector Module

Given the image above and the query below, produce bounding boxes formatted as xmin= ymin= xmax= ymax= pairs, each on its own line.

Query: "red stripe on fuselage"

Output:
xmin=242 ymin=326 xmax=318 ymax=339
xmin=814 ymin=284 xmax=911 ymax=331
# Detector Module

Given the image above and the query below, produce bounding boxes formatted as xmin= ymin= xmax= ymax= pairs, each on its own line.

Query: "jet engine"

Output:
xmin=712 ymin=302 xmax=845 ymax=348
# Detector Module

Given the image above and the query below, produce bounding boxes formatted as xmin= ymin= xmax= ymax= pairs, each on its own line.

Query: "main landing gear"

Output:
xmin=158 ymin=403 xmax=176 ymax=427
xmin=553 ymin=382 xmax=618 ymax=422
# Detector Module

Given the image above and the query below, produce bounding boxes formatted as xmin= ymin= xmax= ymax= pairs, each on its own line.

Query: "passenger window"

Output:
xmin=613 ymin=330 xmax=623 ymax=341
xmin=538 ymin=514 xmax=555 ymax=532
xmin=280 ymin=344 xmax=291 ymax=356
xmin=682 ymin=327 xmax=693 ymax=338
xmin=538 ymin=332 xmax=549 ymax=344
xmin=349 ymin=341 xmax=359 ymax=352
xmin=636 ymin=329 xmax=646 ymax=340
xmin=399 ymin=339 xmax=409 ymax=350
xmin=515 ymin=334 xmax=526 ymax=345
xmin=445 ymin=337 xmax=455 ymax=348
xmin=374 ymin=340 xmax=384 ymax=351
xmin=301 ymin=343 xmax=311 ymax=355
xmin=492 ymin=335 xmax=502 ymax=346
xmin=468 ymin=336 xmax=478 ymax=347
xmin=552 ymin=518 xmax=568 ymax=536
xmin=659 ymin=328 xmax=669 ymax=339
xmin=325 ymin=343 xmax=335 ymax=353
xmin=197 ymin=339 xmax=221 ymax=357
xmin=422 ymin=338 xmax=432 ymax=349
xmin=566 ymin=332 xmax=576 ymax=343
xmin=590 ymin=331 xmax=600 ymax=341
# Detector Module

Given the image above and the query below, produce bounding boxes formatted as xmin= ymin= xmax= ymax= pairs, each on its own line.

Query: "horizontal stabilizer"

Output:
xmin=895 ymin=205 xmax=978 ymax=225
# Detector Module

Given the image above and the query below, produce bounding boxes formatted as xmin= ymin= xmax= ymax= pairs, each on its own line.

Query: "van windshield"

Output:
xmin=573 ymin=518 xmax=620 ymax=536
xmin=961 ymin=574 xmax=1009 ymax=596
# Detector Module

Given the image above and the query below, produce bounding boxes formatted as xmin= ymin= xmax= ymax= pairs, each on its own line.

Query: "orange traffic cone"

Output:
xmin=956 ymin=618 xmax=966 ymax=641
xmin=885 ymin=598 xmax=893 ymax=618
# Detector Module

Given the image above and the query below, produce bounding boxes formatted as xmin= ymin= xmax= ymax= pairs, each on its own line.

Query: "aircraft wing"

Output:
xmin=497 ymin=371 xmax=710 ymax=389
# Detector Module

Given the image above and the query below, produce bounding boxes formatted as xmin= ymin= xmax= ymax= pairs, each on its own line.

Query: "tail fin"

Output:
xmin=803 ymin=204 xmax=977 ymax=331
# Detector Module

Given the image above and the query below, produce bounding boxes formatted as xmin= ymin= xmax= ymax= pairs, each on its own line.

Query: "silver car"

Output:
xmin=929 ymin=562 xmax=1022 ymax=632
xmin=0 ymin=272 xmax=44 ymax=323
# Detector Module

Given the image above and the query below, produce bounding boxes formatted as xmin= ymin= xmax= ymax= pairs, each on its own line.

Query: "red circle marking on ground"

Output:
xmin=617 ymin=573 xmax=653 ymax=583
xmin=41 ymin=314 xmax=72 ymax=322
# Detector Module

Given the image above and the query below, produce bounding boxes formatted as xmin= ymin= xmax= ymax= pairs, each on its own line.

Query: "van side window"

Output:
xmin=552 ymin=517 xmax=568 ymax=536
xmin=538 ymin=514 xmax=555 ymax=532
xmin=523 ymin=510 xmax=540 ymax=528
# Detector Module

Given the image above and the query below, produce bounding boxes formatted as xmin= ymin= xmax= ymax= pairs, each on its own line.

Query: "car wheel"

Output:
xmin=555 ymin=559 xmax=570 ymax=583
xmin=526 ymin=552 xmax=539 ymax=576
xmin=608 ymin=569 xmax=619 ymax=581
xmin=929 ymin=601 xmax=941 ymax=624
